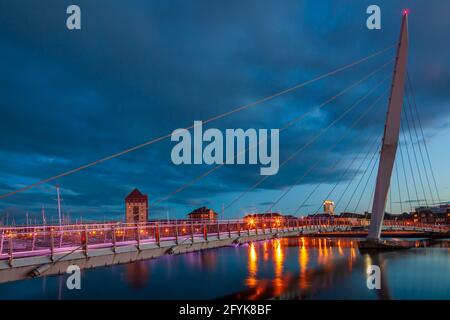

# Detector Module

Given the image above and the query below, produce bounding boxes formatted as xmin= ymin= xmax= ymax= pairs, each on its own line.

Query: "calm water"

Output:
xmin=0 ymin=237 xmax=449 ymax=300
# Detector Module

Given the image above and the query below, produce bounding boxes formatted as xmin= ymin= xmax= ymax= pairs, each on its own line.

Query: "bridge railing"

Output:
xmin=382 ymin=220 xmax=450 ymax=233
xmin=0 ymin=218 xmax=447 ymax=262
xmin=0 ymin=218 xmax=337 ymax=261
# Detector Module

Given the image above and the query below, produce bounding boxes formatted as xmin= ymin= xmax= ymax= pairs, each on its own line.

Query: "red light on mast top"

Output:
xmin=402 ymin=8 xmax=410 ymax=16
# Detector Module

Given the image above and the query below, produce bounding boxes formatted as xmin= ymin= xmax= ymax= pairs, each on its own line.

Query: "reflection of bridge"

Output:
xmin=0 ymin=218 xmax=448 ymax=283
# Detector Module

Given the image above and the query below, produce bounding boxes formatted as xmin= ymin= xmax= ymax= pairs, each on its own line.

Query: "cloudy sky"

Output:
xmin=0 ymin=0 xmax=449 ymax=223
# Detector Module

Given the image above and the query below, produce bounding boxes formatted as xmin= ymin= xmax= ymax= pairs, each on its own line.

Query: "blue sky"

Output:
xmin=0 ymin=0 xmax=449 ymax=223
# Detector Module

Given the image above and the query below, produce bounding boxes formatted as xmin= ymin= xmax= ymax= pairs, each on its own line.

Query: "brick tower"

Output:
xmin=125 ymin=188 xmax=148 ymax=223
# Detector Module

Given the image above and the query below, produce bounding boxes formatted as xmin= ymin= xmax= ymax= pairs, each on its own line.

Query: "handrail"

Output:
xmin=0 ymin=218 xmax=448 ymax=262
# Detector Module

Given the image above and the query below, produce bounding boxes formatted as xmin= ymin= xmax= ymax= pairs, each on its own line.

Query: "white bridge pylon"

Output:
xmin=368 ymin=13 xmax=409 ymax=241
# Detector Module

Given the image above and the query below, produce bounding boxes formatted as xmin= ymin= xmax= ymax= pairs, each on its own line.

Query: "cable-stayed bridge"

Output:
xmin=0 ymin=12 xmax=448 ymax=283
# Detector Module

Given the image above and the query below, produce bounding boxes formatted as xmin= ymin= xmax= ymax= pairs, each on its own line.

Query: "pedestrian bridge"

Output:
xmin=0 ymin=218 xmax=448 ymax=283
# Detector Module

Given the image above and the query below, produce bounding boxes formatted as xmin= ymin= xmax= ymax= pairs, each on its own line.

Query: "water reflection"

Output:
xmin=366 ymin=253 xmax=391 ymax=300
xmin=263 ymin=241 xmax=269 ymax=261
xmin=126 ymin=261 xmax=149 ymax=289
xmin=231 ymin=238 xmax=450 ymax=300
xmin=273 ymin=239 xmax=285 ymax=296
xmin=299 ymin=237 xmax=309 ymax=290
xmin=237 ymin=237 xmax=361 ymax=299
xmin=246 ymin=242 xmax=258 ymax=287
xmin=1 ymin=237 xmax=448 ymax=300
xmin=123 ymin=238 xmax=443 ymax=300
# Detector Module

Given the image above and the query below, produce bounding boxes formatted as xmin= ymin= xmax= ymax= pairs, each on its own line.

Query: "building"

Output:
xmin=412 ymin=211 xmax=450 ymax=225
xmin=187 ymin=207 xmax=218 ymax=221
xmin=243 ymin=212 xmax=283 ymax=222
xmin=307 ymin=213 xmax=336 ymax=219
xmin=323 ymin=200 xmax=335 ymax=215
xmin=340 ymin=212 xmax=366 ymax=219
xmin=414 ymin=204 xmax=450 ymax=225
xmin=415 ymin=204 xmax=450 ymax=215
xmin=243 ymin=213 xmax=297 ymax=227
xmin=125 ymin=188 xmax=148 ymax=223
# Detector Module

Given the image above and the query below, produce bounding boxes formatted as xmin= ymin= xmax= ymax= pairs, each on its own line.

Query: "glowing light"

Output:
xmin=274 ymin=218 xmax=281 ymax=227
xmin=337 ymin=240 xmax=344 ymax=256
xmin=246 ymin=242 xmax=258 ymax=287
xmin=273 ymin=239 xmax=284 ymax=296
xmin=299 ymin=239 xmax=309 ymax=289
xmin=402 ymin=8 xmax=410 ymax=16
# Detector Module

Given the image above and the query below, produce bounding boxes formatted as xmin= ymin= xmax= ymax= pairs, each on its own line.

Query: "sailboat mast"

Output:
xmin=56 ymin=184 xmax=62 ymax=226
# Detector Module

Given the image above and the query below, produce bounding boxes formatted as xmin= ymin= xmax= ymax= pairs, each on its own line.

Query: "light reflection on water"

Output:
xmin=0 ymin=237 xmax=449 ymax=300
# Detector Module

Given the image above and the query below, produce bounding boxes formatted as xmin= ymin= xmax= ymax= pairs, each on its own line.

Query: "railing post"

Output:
xmin=217 ymin=220 xmax=220 ymax=240
xmin=190 ymin=221 xmax=194 ymax=244
xmin=32 ymin=227 xmax=36 ymax=251
xmin=103 ymin=227 xmax=107 ymax=242
xmin=59 ymin=226 xmax=63 ymax=248
xmin=228 ymin=221 xmax=231 ymax=238
xmin=247 ymin=222 xmax=250 ymax=236
xmin=0 ymin=230 xmax=4 ymax=256
xmin=50 ymin=229 xmax=55 ymax=261
xmin=136 ymin=223 xmax=141 ymax=250
xmin=112 ymin=226 xmax=116 ymax=253
xmin=175 ymin=221 xmax=179 ymax=245
xmin=203 ymin=222 xmax=208 ymax=241
xmin=156 ymin=223 xmax=161 ymax=247
xmin=238 ymin=222 xmax=241 ymax=237
xmin=82 ymin=225 xmax=88 ymax=257
xmin=8 ymin=233 xmax=13 ymax=267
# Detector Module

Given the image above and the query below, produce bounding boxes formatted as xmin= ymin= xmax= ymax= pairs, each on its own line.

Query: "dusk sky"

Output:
xmin=0 ymin=0 xmax=449 ymax=223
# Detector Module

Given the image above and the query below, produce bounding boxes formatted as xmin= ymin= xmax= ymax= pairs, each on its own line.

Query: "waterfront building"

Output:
xmin=244 ymin=212 xmax=282 ymax=220
xmin=323 ymin=200 xmax=335 ymax=215
xmin=243 ymin=212 xmax=283 ymax=223
xmin=415 ymin=204 xmax=450 ymax=215
xmin=187 ymin=206 xmax=218 ymax=221
xmin=414 ymin=204 xmax=450 ymax=224
xmin=125 ymin=188 xmax=149 ymax=223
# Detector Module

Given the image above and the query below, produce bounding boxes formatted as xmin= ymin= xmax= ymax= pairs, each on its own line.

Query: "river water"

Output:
xmin=0 ymin=237 xmax=449 ymax=300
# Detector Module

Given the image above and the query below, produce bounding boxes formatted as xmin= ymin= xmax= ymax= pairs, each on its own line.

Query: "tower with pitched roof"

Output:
xmin=125 ymin=188 xmax=148 ymax=223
